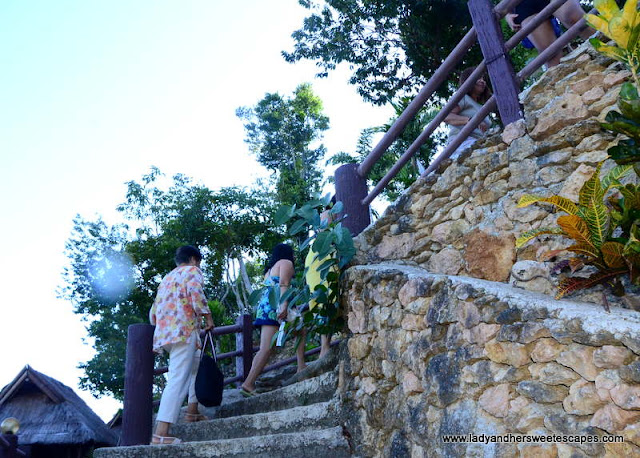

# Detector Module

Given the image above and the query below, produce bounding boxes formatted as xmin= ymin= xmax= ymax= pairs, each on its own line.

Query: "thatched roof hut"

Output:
xmin=0 ymin=365 xmax=117 ymax=458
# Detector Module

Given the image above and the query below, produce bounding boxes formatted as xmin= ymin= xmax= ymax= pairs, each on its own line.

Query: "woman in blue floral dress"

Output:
xmin=241 ymin=243 xmax=297 ymax=396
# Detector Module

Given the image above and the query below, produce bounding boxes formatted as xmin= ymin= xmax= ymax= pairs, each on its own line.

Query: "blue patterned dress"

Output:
xmin=254 ymin=276 xmax=280 ymax=327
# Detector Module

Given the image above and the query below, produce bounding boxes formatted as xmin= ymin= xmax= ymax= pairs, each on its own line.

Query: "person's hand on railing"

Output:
xmin=277 ymin=305 xmax=288 ymax=322
xmin=505 ymin=13 xmax=520 ymax=31
xmin=203 ymin=313 xmax=214 ymax=332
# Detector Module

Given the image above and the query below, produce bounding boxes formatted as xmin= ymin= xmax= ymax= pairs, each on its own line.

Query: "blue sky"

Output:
xmin=0 ymin=1 xmax=393 ymax=421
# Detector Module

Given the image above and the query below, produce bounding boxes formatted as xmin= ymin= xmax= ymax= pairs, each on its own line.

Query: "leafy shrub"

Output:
xmin=249 ymin=195 xmax=355 ymax=346
xmin=517 ymin=163 xmax=636 ymax=299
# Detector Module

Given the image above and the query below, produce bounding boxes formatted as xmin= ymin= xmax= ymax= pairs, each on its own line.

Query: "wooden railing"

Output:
xmin=334 ymin=0 xmax=594 ymax=235
xmin=0 ymin=433 xmax=26 ymax=458
xmin=121 ymin=316 xmax=339 ymax=446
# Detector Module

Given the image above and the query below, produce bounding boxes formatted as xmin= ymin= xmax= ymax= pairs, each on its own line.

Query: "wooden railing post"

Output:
xmin=0 ymin=434 xmax=19 ymax=458
xmin=121 ymin=324 xmax=154 ymax=446
xmin=239 ymin=314 xmax=253 ymax=381
xmin=335 ymin=163 xmax=370 ymax=236
xmin=468 ymin=0 xmax=523 ymax=125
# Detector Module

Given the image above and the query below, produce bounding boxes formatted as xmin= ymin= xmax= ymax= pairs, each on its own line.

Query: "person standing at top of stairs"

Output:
xmin=505 ymin=0 xmax=594 ymax=67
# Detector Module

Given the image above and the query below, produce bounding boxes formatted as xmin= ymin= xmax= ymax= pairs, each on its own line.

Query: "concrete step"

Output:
xmin=172 ymin=399 xmax=341 ymax=442
xmin=202 ymin=370 xmax=337 ymax=419
xmin=95 ymin=426 xmax=351 ymax=458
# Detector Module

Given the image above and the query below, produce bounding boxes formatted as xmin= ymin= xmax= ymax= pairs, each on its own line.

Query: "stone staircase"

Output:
xmin=94 ymin=368 xmax=351 ymax=458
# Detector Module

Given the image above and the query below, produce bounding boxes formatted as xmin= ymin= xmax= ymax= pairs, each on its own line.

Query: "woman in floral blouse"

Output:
xmin=149 ymin=245 xmax=214 ymax=445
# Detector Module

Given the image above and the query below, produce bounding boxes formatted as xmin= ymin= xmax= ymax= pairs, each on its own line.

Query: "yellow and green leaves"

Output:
xmin=602 ymin=241 xmax=626 ymax=268
xmin=515 ymin=227 xmax=564 ymax=248
xmin=602 ymin=164 xmax=634 ymax=191
xmin=517 ymin=195 xmax=579 ymax=215
xmin=586 ymin=0 xmax=640 ymax=54
xmin=587 ymin=0 xmax=640 ymax=94
xmin=516 ymin=161 xmax=639 ymax=298
xmin=556 ymin=215 xmax=598 ymax=249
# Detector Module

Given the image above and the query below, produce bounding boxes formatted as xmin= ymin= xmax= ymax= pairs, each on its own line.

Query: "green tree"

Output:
xmin=284 ymin=0 xmax=538 ymax=105
xmin=237 ymin=83 xmax=330 ymax=207
xmin=60 ymin=168 xmax=279 ymax=399
xmin=330 ymin=98 xmax=444 ymax=201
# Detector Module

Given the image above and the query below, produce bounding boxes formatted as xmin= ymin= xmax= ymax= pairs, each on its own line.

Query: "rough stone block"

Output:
xmin=463 ymin=229 xmax=516 ymax=282
xmin=485 ymin=340 xmax=530 ymax=367
xmin=593 ymin=345 xmax=633 ymax=369
xmin=528 ymin=362 xmax=580 ymax=386
xmin=557 ymin=345 xmax=600 ymax=381
xmin=516 ymin=380 xmax=568 ymax=403
xmin=563 ymin=379 xmax=606 ymax=415
xmin=590 ymin=404 xmax=640 ymax=434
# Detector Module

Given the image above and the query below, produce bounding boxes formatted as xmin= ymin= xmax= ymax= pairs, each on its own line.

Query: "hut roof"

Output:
xmin=0 ymin=365 xmax=118 ymax=446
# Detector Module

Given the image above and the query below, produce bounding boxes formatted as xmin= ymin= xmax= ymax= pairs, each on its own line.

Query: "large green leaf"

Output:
xmin=288 ymin=218 xmax=308 ymax=235
xmin=618 ymin=83 xmax=640 ymax=120
xmin=608 ymin=138 xmax=640 ymax=165
xmin=584 ymin=201 xmax=610 ymax=248
xmin=579 ymin=162 xmax=604 ymax=209
xmin=602 ymin=110 xmax=640 ymax=140
xmin=248 ymin=287 xmax=266 ymax=307
xmin=330 ymin=201 xmax=344 ymax=215
xmin=313 ymin=231 xmax=335 ymax=258
xmin=274 ymin=205 xmax=294 ymax=226
xmin=296 ymin=204 xmax=318 ymax=222
xmin=601 ymin=164 xmax=634 ymax=191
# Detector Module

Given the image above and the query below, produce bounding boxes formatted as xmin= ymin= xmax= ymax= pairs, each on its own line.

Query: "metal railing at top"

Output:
xmin=334 ymin=0 xmax=594 ymax=234
xmin=121 ymin=317 xmax=340 ymax=446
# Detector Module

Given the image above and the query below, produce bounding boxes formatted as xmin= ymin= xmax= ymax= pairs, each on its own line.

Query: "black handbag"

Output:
xmin=195 ymin=331 xmax=224 ymax=407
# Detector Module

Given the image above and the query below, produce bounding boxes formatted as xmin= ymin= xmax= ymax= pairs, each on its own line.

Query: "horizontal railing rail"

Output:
xmin=122 ymin=313 xmax=339 ymax=446
xmin=357 ymin=0 xmax=522 ymax=179
xmin=262 ymin=339 xmax=341 ymax=373
xmin=336 ymin=0 xmax=596 ymax=234
xmin=363 ymin=0 xmax=576 ymax=205
xmin=421 ymin=6 xmax=593 ymax=178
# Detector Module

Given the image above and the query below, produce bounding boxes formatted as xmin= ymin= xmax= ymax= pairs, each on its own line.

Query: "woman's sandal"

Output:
xmin=240 ymin=388 xmax=256 ymax=398
xmin=150 ymin=434 xmax=182 ymax=445
xmin=184 ymin=412 xmax=208 ymax=422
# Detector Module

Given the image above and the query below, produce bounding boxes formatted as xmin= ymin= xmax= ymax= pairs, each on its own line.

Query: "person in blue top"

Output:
xmin=506 ymin=0 xmax=593 ymax=68
xmin=241 ymin=243 xmax=304 ymax=396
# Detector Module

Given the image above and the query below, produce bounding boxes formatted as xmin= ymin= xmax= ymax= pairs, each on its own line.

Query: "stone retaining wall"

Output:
xmin=353 ymin=43 xmax=638 ymax=306
xmin=342 ymin=264 xmax=640 ymax=457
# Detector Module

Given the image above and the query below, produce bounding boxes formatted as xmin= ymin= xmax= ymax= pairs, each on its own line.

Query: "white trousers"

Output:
xmin=156 ymin=332 xmax=200 ymax=424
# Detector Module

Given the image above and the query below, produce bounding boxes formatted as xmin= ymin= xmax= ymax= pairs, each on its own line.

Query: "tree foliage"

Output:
xmin=60 ymin=168 xmax=279 ymax=399
xmin=284 ymin=0 xmax=542 ymax=105
xmin=237 ymin=83 xmax=330 ymax=207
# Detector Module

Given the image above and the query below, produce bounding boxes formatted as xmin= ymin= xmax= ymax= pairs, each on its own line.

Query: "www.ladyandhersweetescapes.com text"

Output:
xmin=441 ymin=433 xmax=624 ymax=445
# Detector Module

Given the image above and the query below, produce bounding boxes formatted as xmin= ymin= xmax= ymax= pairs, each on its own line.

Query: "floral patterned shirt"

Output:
xmin=149 ymin=265 xmax=209 ymax=352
